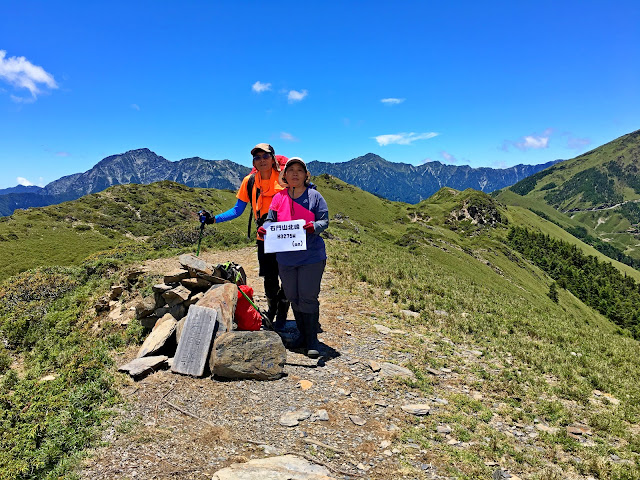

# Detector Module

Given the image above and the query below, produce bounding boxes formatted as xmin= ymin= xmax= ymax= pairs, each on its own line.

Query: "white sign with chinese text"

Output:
xmin=263 ymin=220 xmax=307 ymax=253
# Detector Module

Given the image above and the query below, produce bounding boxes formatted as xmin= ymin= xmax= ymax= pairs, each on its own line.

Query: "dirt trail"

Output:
xmin=80 ymin=246 xmax=452 ymax=480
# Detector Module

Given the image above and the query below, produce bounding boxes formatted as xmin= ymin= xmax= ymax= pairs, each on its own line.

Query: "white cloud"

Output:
xmin=287 ymin=89 xmax=308 ymax=103
xmin=252 ymin=81 xmax=272 ymax=93
xmin=440 ymin=151 xmax=458 ymax=163
xmin=280 ymin=132 xmax=299 ymax=142
xmin=131 ymin=103 xmax=140 ymax=111
xmin=380 ymin=98 xmax=405 ymax=105
xmin=518 ymin=135 xmax=549 ymax=149
xmin=503 ymin=128 xmax=553 ymax=151
xmin=17 ymin=177 xmax=34 ymax=186
xmin=11 ymin=94 xmax=36 ymax=104
xmin=0 ymin=50 xmax=57 ymax=101
xmin=374 ymin=132 xmax=439 ymax=146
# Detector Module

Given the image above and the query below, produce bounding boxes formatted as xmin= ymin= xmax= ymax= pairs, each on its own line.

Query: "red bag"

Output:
xmin=235 ymin=285 xmax=262 ymax=331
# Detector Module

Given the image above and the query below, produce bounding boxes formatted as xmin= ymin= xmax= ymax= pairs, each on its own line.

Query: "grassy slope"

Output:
xmin=499 ymin=130 xmax=640 ymax=263
xmin=498 ymin=186 xmax=640 ymax=266
xmin=521 ymin=130 xmax=640 ymax=209
xmin=320 ymin=180 xmax=640 ymax=477
xmin=1 ymin=178 xmax=639 ymax=478
xmin=0 ymin=182 xmax=250 ymax=280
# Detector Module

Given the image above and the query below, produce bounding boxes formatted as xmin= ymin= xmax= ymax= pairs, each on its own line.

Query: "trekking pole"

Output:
xmin=196 ymin=210 xmax=210 ymax=257
xmin=196 ymin=224 xmax=204 ymax=257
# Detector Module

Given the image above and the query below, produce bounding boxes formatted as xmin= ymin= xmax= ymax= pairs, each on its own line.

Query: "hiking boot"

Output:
xmin=302 ymin=312 xmax=321 ymax=358
xmin=289 ymin=308 xmax=305 ymax=349
xmin=272 ymin=318 xmax=286 ymax=331
xmin=273 ymin=299 xmax=290 ymax=331
xmin=266 ymin=297 xmax=278 ymax=322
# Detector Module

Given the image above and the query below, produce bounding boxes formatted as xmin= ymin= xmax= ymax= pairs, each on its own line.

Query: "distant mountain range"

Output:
xmin=0 ymin=149 xmax=251 ymax=216
xmin=308 ymin=154 xmax=561 ymax=203
xmin=0 ymin=147 xmax=559 ymax=216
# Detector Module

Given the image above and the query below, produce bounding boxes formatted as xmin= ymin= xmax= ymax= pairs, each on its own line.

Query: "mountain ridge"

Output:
xmin=1 ymin=148 xmax=561 ymax=215
xmin=308 ymin=154 xmax=561 ymax=203
xmin=499 ymin=128 xmax=640 ymax=263
xmin=0 ymin=149 xmax=251 ymax=216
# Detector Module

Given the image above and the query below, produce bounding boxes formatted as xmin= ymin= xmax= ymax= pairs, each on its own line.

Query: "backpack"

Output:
xmin=216 ymin=261 xmax=247 ymax=286
xmin=234 ymin=285 xmax=262 ymax=331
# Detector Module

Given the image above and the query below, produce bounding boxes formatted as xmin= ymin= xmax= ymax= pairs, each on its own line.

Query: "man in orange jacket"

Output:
xmin=204 ymin=143 xmax=290 ymax=328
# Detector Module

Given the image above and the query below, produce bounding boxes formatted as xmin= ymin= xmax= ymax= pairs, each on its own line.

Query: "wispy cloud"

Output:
xmin=374 ymin=132 xmax=439 ymax=146
xmin=252 ymin=81 xmax=271 ymax=93
xmin=566 ymin=135 xmax=591 ymax=150
xmin=380 ymin=98 xmax=405 ymax=105
xmin=131 ymin=103 xmax=140 ymax=111
xmin=0 ymin=50 xmax=57 ymax=101
xmin=287 ymin=89 xmax=308 ymax=103
xmin=440 ymin=151 xmax=458 ymax=163
xmin=502 ymin=128 xmax=553 ymax=151
xmin=280 ymin=132 xmax=299 ymax=142
xmin=56 ymin=151 xmax=70 ymax=157
xmin=17 ymin=177 xmax=35 ymax=186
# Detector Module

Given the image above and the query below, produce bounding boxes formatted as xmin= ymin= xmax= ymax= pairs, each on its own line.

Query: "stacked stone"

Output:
xmin=136 ymin=254 xmax=224 ymax=331
xmin=119 ymin=254 xmax=286 ymax=381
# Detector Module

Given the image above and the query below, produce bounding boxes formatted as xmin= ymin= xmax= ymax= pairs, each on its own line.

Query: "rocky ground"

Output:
xmin=79 ymin=246 xmax=619 ymax=480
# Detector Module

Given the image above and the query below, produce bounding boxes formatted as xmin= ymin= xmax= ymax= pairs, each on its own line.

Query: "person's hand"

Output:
xmin=199 ymin=210 xmax=215 ymax=224
xmin=257 ymin=226 xmax=267 ymax=239
xmin=303 ymin=221 xmax=315 ymax=234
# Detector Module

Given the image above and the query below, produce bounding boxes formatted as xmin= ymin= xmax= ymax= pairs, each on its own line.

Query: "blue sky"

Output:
xmin=0 ymin=0 xmax=638 ymax=189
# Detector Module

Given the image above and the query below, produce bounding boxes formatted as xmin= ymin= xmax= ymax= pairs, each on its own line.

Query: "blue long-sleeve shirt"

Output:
xmin=214 ymin=199 xmax=248 ymax=223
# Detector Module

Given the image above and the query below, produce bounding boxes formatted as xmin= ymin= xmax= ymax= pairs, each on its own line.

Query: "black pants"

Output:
xmin=257 ymin=240 xmax=284 ymax=302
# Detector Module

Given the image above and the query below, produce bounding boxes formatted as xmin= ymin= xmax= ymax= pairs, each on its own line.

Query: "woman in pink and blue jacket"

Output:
xmin=258 ymin=157 xmax=329 ymax=358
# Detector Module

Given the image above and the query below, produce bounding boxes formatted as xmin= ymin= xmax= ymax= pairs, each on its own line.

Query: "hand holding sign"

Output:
xmin=263 ymin=220 xmax=307 ymax=253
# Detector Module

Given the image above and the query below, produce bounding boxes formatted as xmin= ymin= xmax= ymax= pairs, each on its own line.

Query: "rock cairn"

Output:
xmin=118 ymin=254 xmax=286 ymax=381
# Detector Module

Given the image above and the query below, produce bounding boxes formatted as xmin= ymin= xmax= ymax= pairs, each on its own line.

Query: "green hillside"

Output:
xmin=0 ymin=181 xmax=251 ymax=280
xmin=498 ymin=129 xmax=640 ymax=265
xmin=1 ymin=178 xmax=640 ymax=478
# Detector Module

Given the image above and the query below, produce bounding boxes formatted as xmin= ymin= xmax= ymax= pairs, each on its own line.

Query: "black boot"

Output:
xmin=273 ymin=298 xmax=290 ymax=331
xmin=290 ymin=308 xmax=306 ymax=350
xmin=266 ymin=296 xmax=278 ymax=320
xmin=303 ymin=312 xmax=321 ymax=358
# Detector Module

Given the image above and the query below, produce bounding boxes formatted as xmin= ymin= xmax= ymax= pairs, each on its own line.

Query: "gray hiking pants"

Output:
xmin=278 ymin=260 xmax=326 ymax=314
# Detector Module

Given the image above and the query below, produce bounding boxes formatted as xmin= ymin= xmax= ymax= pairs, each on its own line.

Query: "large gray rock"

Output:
xmin=211 ymin=454 xmax=334 ymax=480
xmin=195 ymin=283 xmax=237 ymax=332
xmin=135 ymin=296 xmax=156 ymax=319
xmin=137 ymin=318 xmax=177 ymax=357
xmin=210 ymin=331 xmax=286 ymax=380
xmin=164 ymin=269 xmax=190 ymax=284
xmin=179 ymin=254 xmax=213 ymax=276
xmin=379 ymin=362 xmax=416 ymax=380
xmin=152 ymin=283 xmax=174 ymax=293
xmin=401 ymin=404 xmax=430 ymax=415
xmin=181 ymin=277 xmax=212 ymax=291
xmin=118 ymin=355 xmax=168 ymax=377
xmin=163 ymin=285 xmax=191 ymax=306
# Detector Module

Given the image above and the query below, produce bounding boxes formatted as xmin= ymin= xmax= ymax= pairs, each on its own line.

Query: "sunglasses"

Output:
xmin=253 ymin=153 xmax=272 ymax=161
